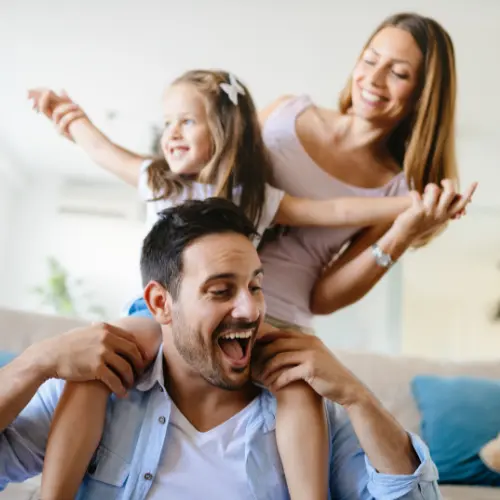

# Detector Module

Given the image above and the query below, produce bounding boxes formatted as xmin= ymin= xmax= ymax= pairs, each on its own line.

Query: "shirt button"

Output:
xmin=158 ymin=416 xmax=166 ymax=424
xmin=144 ymin=472 xmax=153 ymax=481
xmin=159 ymin=386 xmax=164 ymax=392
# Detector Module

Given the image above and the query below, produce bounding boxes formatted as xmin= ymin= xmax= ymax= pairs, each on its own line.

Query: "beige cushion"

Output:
xmin=0 ymin=307 xmax=87 ymax=353
xmin=0 ymin=477 xmax=41 ymax=499
xmin=440 ymin=485 xmax=499 ymax=500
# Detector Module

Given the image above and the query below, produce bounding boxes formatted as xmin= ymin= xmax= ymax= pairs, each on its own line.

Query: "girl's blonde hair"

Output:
xmin=147 ymin=69 xmax=270 ymax=227
xmin=339 ymin=12 xmax=459 ymax=195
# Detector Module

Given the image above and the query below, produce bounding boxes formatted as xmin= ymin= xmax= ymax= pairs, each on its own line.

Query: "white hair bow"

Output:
xmin=219 ymin=74 xmax=245 ymax=105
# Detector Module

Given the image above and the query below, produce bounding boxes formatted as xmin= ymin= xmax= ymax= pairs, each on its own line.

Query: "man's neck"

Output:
xmin=161 ymin=345 xmax=259 ymax=432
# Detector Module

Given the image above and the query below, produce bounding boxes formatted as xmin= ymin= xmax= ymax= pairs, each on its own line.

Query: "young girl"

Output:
xmin=29 ymin=71 xmax=468 ymax=500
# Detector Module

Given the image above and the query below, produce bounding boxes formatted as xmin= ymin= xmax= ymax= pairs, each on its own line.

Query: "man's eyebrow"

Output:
xmin=253 ymin=267 xmax=264 ymax=277
xmin=204 ymin=268 xmax=264 ymax=283
xmin=205 ymin=273 xmax=237 ymax=282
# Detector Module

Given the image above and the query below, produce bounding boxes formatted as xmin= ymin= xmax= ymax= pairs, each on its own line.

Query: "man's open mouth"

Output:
xmin=217 ymin=330 xmax=253 ymax=365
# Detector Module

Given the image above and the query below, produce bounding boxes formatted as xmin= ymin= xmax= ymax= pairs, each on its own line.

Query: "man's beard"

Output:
xmin=171 ymin=307 xmax=258 ymax=390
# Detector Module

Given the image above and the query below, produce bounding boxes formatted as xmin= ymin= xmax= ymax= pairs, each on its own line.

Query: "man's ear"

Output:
xmin=143 ymin=281 xmax=173 ymax=325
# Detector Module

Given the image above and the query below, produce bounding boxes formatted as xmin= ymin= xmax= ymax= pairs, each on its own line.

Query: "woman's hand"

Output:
xmin=28 ymin=88 xmax=88 ymax=141
xmin=392 ymin=180 xmax=477 ymax=246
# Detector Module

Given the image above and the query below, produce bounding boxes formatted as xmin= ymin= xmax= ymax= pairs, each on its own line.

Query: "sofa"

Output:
xmin=0 ymin=306 xmax=498 ymax=499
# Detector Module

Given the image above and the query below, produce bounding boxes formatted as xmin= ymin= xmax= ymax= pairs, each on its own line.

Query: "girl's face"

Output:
xmin=161 ymin=83 xmax=213 ymax=176
xmin=351 ymin=27 xmax=423 ymax=130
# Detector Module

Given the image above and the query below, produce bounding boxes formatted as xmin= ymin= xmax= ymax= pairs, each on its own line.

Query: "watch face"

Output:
xmin=372 ymin=245 xmax=391 ymax=267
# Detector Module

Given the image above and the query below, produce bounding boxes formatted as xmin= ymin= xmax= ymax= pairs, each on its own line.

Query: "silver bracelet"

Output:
xmin=371 ymin=243 xmax=394 ymax=269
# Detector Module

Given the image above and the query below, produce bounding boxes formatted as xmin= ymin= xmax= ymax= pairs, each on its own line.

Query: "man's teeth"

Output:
xmin=220 ymin=330 xmax=252 ymax=340
xmin=361 ymin=89 xmax=383 ymax=102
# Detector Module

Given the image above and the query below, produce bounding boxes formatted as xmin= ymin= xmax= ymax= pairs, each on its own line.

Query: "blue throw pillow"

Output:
xmin=0 ymin=351 xmax=16 ymax=367
xmin=411 ymin=375 xmax=500 ymax=486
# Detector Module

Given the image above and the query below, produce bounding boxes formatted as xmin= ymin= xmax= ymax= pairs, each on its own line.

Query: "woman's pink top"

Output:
xmin=260 ymin=95 xmax=408 ymax=328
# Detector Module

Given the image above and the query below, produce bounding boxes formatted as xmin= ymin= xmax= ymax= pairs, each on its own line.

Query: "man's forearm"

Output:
xmin=346 ymin=391 xmax=420 ymax=474
xmin=0 ymin=347 xmax=50 ymax=430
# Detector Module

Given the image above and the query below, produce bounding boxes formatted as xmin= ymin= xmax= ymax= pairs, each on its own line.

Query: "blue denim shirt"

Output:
xmin=0 ymin=349 xmax=440 ymax=499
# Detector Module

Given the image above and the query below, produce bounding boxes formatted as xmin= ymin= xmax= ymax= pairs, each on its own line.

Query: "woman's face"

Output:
xmin=351 ymin=26 xmax=423 ymax=129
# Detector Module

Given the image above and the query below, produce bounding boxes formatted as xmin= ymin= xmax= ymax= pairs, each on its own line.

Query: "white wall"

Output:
xmin=402 ymin=208 xmax=500 ymax=361
xmin=398 ymin=136 xmax=500 ymax=361
xmin=314 ymin=265 xmax=403 ymax=355
xmin=0 ymin=175 xmax=144 ymax=320
xmin=0 ymin=180 xmax=14 ymax=290
xmin=0 ymin=153 xmax=22 ymax=300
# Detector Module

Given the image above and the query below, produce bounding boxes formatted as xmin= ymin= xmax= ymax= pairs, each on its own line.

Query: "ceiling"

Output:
xmin=1 ymin=0 xmax=499 ymax=206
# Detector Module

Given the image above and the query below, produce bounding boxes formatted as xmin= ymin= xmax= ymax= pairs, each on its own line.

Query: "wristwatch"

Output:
xmin=371 ymin=243 xmax=394 ymax=269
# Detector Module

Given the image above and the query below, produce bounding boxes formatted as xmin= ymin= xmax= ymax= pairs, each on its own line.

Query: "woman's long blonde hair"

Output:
xmin=339 ymin=12 xmax=459 ymax=194
xmin=147 ymin=70 xmax=270 ymax=227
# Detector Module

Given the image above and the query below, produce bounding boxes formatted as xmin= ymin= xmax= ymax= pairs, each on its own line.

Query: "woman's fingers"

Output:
xmin=422 ymin=183 xmax=440 ymax=214
xmin=449 ymin=182 xmax=478 ymax=218
xmin=436 ymin=179 xmax=458 ymax=219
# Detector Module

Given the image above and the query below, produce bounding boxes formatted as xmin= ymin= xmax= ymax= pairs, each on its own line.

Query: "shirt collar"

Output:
xmin=135 ymin=345 xmax=166 ymax=392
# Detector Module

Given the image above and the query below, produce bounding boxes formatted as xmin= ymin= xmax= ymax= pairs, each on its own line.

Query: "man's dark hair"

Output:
xmin=140 ymin=198 xmax=259 ymax=299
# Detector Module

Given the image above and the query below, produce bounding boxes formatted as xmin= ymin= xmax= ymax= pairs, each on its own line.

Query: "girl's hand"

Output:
xmin=28 ymin=88 xmax=88 ymax=141
xmin=252 ymin=329 xmax=367 ymax=407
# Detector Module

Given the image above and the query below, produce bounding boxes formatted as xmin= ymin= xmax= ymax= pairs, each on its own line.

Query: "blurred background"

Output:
xmin=1 ymin=0 xmax=499 ymax=360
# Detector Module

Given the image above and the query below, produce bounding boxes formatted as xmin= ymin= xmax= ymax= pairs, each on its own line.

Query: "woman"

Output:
xmin=257 ymin=12 xmax=470 ymax=330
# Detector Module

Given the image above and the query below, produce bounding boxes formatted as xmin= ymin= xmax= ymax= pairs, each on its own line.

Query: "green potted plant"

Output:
xmin=33 ymin=256 xmax=106 ymax=320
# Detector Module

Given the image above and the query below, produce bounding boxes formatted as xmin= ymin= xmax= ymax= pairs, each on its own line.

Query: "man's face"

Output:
xmin=170 ymin=232 xmax=265 ymax=390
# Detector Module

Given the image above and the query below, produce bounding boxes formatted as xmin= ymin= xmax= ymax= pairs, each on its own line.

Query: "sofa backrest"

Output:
xmin=0 ymin=307 xmax=88 ymax=353
xmin=335 ymin=349 xmax=500 ymax=434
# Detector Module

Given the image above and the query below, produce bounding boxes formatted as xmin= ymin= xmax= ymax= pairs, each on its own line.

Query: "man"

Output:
xmin=0 ymin=198 xmax=440 ymax=499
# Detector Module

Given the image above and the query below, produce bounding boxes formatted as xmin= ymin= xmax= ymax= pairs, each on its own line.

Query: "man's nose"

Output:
xmin=232 ymin=290 xmax=260 ymax=322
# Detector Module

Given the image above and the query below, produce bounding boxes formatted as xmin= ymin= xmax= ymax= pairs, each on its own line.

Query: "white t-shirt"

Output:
xmin=146 ymin=399 xmax=260 ymax=500
xmin=138 ymin=160 xmax=285 ymax=247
